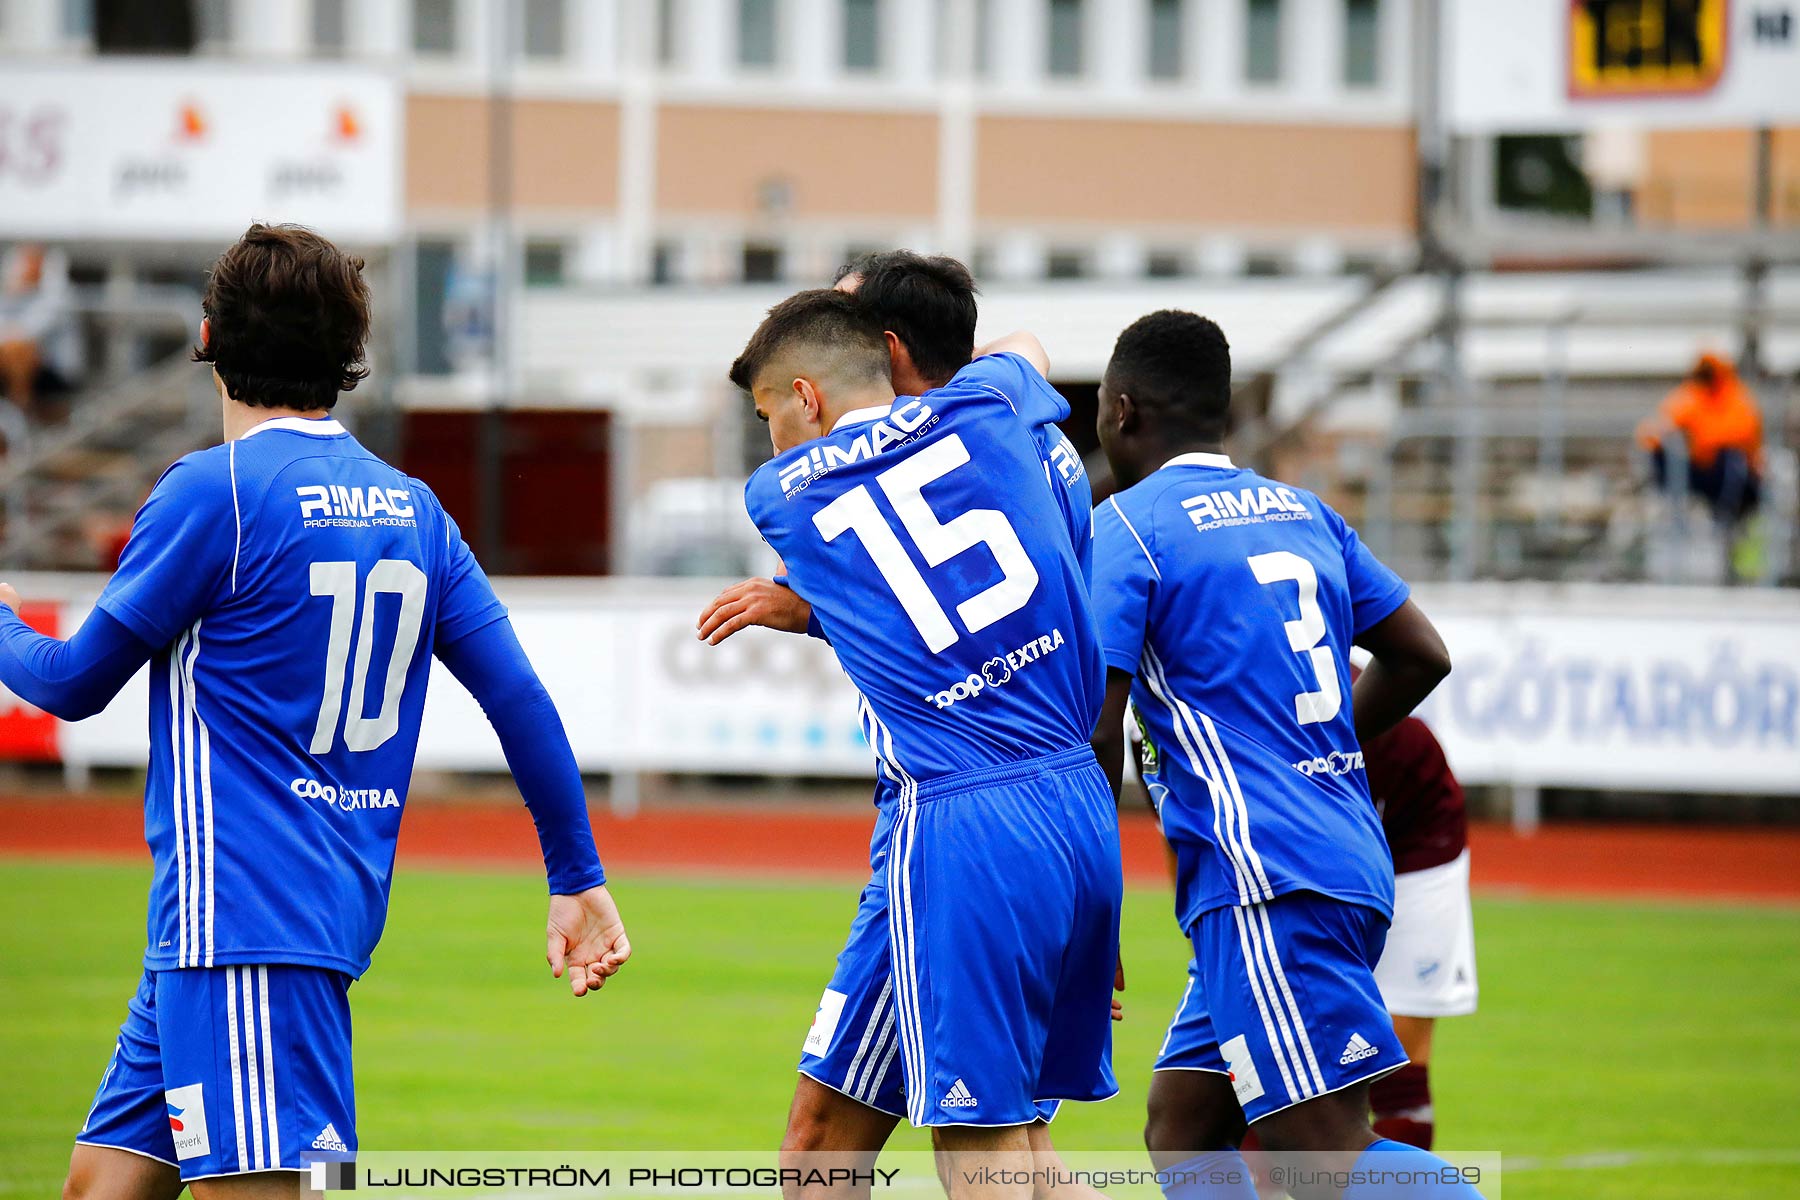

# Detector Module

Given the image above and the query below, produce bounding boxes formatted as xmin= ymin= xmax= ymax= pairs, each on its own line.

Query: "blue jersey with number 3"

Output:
xmin=1091 ymin=454 xmax=1410 ymax=931
xmin=745 ymin=367 xmax=1104 ymax=784
xmin=97 ymin=417 xmax=508 ymax=977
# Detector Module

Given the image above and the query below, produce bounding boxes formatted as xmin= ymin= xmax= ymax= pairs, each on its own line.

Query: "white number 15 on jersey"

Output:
xmin=812 ymin=433 xmax=1038 ymax=654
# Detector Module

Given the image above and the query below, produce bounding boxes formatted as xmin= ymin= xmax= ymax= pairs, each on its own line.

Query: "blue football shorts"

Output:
xmin=799 ymin=745 xmax=1122 ymax=1127
xmin=1152 ymin=890 xmax=1406 ymax=1123
xmin=77 ymin=965 xmax=356 ymax=1181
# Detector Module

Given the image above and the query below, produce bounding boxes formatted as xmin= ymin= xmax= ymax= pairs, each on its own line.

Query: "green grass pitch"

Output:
xmin=2 ymin=858 xmax=1797 ymax=1198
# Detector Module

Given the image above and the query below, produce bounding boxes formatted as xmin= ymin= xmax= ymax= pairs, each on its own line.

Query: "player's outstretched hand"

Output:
xmin=546 ymin=885 xmax=631 ymax=998
xmin=1112 ymin=955 xmax=1125 ymax=1022
xmin=696 ymin=577 xmax=811 ymax=645
xmin=0 ymin=582 xmax=20 ymax=614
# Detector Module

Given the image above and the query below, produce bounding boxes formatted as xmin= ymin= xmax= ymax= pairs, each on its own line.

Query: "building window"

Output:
xmin=94 ymin=0 xmax=195 ymax=52
xmin=412 ymin=0 xmax=455 ymax=54
xmin=1046 ymin=248 xmax=1089 ymax=279
xmin=844 ymin=0 xmax=880 ymax=71
xmin=523 ymin=241 xmax=568 ymax=287
xmin=657 ymin=0 xmax=678 ymax=64
xmin=1047 ymin=0 xmax=1084 ymax=77
xmin=311 ymin=0 xmax=348 ymax=56
xmin=1343 ymin=0 xmax=1378 ymax=87
xmin=739 ymin=0 xmax=778 ymax=67
xmin=742 ymin=243 xmax=785 ymax=282
xmin=196 ymin=0 xmax=231 ymax=49
xmin=522 ymin=0 xmax=566 ymax=59
xmin=975 ymin=0 xmax=993 ymax=75
xmin=1148 ymin=0 xmax=1183 ymax=80
xmin=1244 ymin=250 xmax=1286 ymax=276
xmin=651 ymin=240 xmax=680 ymax=285
xmin=936 ymin=0 xmax=995 ymax=77
xmin=1146 ymin=249 xmax=1186 ymax=278
xmin=412 ymin=240 xmax=458 ymax=376
xmin=61 ymin=0 xmax=95 ymax=41
xmin=1245 ymin=0 xmax=1281 ymax=83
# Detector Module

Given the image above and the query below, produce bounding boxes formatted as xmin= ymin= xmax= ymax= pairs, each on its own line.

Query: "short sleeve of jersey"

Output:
xmin=1090 ymin=497 xmax=1159 ymax=675
xmin=95 ymin=455 xmax=236 ymax=648
xmin=943 ymin=352 xmax=1070 ymax=428
xmin=1328 ymin=504 xmax=1410 ymax=635
xmin=429 ymin=497 xmax=509 ymax=646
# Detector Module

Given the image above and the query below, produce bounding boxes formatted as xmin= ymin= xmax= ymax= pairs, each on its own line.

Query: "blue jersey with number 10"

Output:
xmin=1092 ymin=454 xmax=1411 ymax=933
xmin=745 ymin=368 xmax=1105 ymax=784
xmin=96 ymin=416 xmax=509 ymax=978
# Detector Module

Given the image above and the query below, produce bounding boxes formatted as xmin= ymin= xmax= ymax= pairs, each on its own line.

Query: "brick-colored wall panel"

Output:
xmin=657 ymin=106 xmax=938 ymax=218
xmin=1641 ymin=126 xmax=1800 ymax=227
xmin=407 ymin=95 xmax=620 ymax=212
xmin=976 ymin=117 xmax=1415 ymax=231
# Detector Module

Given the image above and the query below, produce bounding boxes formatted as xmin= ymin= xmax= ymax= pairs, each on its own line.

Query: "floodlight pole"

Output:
xmin=479 ymin=0 xmax=515 ymax=569
xmin=1415 ymin=0 xmax=1478 ymax=583
xmin=1747 ymin=124 xmax=1777 ymax=586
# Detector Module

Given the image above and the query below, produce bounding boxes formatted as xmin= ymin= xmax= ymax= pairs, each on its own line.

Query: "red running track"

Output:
xmin=1 ymin=795 xmax=1796 ymax=904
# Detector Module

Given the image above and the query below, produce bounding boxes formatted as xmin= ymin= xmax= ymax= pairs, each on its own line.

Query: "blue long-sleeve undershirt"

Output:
xmin=436 ymin=619 xmax=607 ymax=896
xmin=0 ymin=603 xmax=605 ymax=896
xmin=0 ymin=606 xmax=153 ymax=721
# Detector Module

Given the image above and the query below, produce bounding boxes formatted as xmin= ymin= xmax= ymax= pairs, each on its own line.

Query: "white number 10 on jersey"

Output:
xmin=308 ymin=559 xmax=428 ymax=753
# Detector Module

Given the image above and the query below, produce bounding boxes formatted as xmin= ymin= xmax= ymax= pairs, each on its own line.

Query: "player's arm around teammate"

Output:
xmin=702 ymin=252 xmax=1081 ymax=651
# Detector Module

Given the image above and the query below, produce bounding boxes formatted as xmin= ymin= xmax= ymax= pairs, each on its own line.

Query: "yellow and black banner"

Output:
xmin=1568 ymin=0 xmax=1730 ymax=98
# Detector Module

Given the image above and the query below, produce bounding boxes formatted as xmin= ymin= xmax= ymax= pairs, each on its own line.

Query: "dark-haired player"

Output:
xmin=0 ymin=224 xmax=629 ymax=1199
xmin=700 ymin=250 xmax=1090 ymax=643
xmin=706 ymin=290 xmax=1120 ymax=1200
xmin=1088 ymin=311 xmax=1482 ymax=1198
xmin=698 ymin=255 xmax=1105 ymax=1194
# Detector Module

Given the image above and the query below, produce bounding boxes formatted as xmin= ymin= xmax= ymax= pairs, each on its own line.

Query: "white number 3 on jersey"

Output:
xmin=1247 ymin=551 xmax=1342 ymax=726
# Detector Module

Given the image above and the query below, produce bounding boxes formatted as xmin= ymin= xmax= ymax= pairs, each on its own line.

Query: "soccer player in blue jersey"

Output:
xmin=699 ymin=254 xmax=1106 ymax=1198
xmin=1087 ymin=312 xmax=1480 ymax=1200
xmin=709 ymin=289 xmax=1120 ymax=1198
xmin=0 ymin=224 xmax=630 ymax=1199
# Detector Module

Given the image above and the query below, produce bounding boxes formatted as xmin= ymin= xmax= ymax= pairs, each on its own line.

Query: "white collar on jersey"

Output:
xmin=830 ymin=403 xmax=894 ymax=432
xmin=1160 ymin=451 xmax=1236 ymax=472
xmin=239 ymin=416 xmax=348 ymax=440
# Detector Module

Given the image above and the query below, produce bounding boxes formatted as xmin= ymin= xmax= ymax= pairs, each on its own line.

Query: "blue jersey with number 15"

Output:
xmin=745 ymin=372 xmax=1104 ymax=784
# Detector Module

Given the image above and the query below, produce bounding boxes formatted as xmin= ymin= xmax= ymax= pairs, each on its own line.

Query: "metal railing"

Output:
xmin=0 ymin=286 xmax=210 ymax=569
xmin=1254 ymin=282 xmax=1800 ymax=586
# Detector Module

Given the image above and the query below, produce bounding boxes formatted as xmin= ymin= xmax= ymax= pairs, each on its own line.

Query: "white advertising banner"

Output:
xmin=0 ymin=61 xmax=400 ymax=242
xmin=21 ymin=578 xmax=1800 ymax=796
xmin=1444 ymin=0 xmax=1800 ymax=133
xmin=1411 ymin=587 xmax=1799 ymax=794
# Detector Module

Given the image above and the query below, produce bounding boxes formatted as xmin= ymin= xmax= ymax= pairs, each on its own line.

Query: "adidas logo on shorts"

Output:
xmin=312 ymin=1123 xmax=350 ymax=1152
xmin=1338 ymin=1033 xmax=1380 ymax=1066
xmin=940 ymin=1078 xmax=979 ymax=1109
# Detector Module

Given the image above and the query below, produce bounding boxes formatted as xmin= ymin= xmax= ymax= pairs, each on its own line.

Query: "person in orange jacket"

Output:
xmin=1638 ymin=352 xmax=1764 ymax=524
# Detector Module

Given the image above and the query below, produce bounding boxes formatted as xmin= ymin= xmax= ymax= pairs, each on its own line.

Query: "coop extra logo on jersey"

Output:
xmin=925 ymin=628 xmax=1065 ymax=710
xmin=1292 ymin=749 xmax=1366 ymax=778
xmin=292 ymin=776 xmax=401 ymax=812
xmin=296 ymin=484 xmax=417 ymax=529
xmin=779 ymin=400 xmax=938 ymax=497
xmin=1181 ymin=485 xmax=1313 ymax=533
